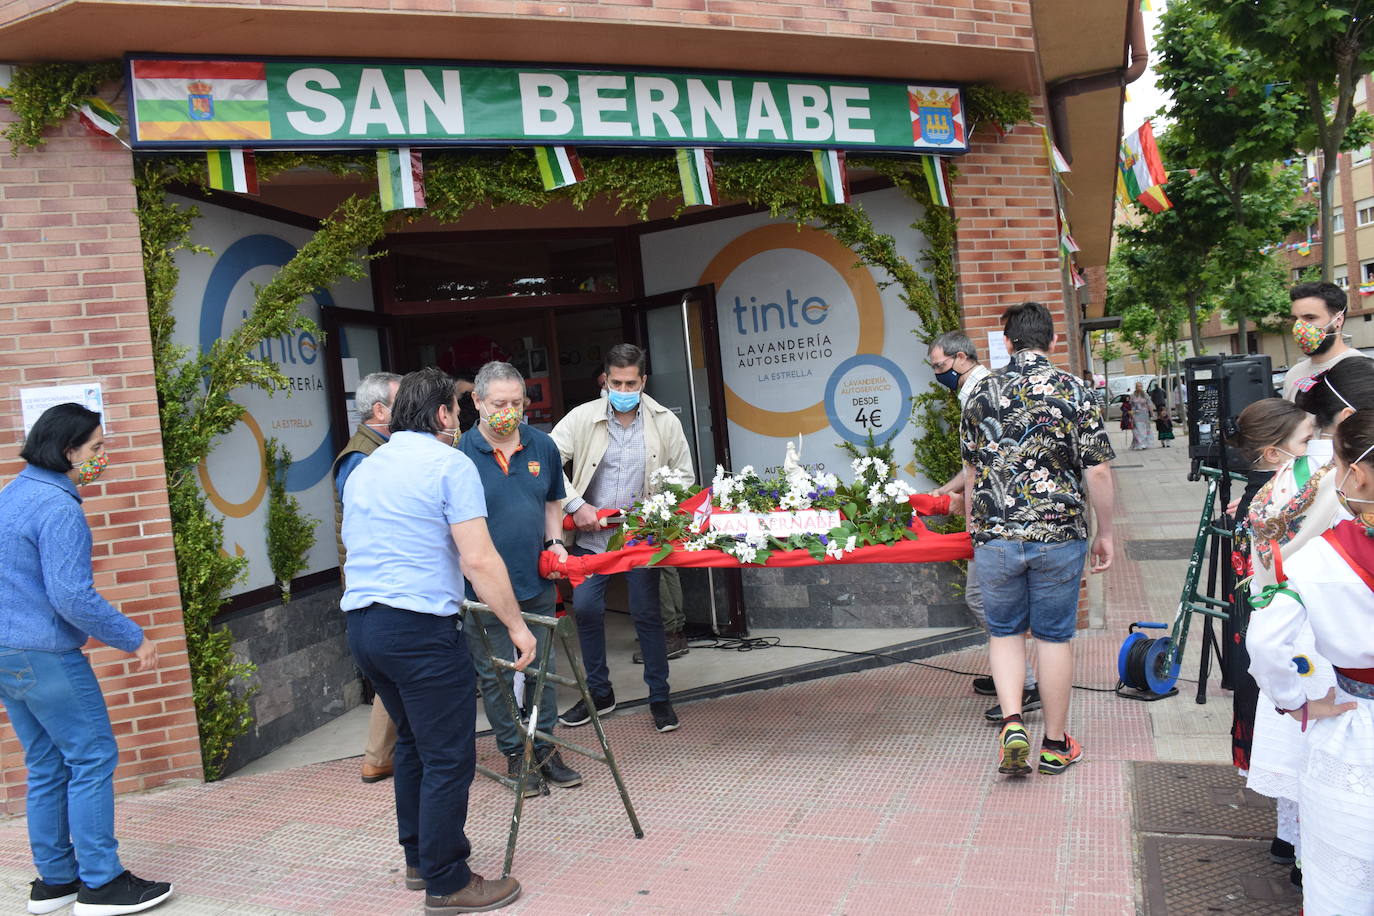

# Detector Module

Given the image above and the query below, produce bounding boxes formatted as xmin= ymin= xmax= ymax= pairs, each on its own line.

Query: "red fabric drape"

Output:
xmin=543 ymin=492 xmax=971 ymax=586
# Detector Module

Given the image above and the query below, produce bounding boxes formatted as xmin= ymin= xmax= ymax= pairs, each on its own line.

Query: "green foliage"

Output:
xmin=965 ymin=86 xmax=1034 ymax=132
xmin=0 ymin=61 xmax=120 ymax=153
xmin=263 ymin=438 xmax=317 ymax=604
xmin=137 ymin=159 xmax=388 ymax=778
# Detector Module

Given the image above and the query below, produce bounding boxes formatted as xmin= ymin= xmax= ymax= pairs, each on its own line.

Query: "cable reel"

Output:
xmin=1116 ymin=622 xmax=1180 ymax=701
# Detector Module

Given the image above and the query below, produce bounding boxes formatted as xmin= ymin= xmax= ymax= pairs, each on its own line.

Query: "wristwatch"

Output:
xmin=544 ymin=538 xmax=560 ymax=548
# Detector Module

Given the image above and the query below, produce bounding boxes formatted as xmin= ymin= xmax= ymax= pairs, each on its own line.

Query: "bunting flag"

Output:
xmin=676 ymin=148 xmax=717 ymax=206
xmin=920 ymin=154 xmax=951 ymax=207
xmin=533 ymin=146 xmax=585 ymax=190
xmin=76 ymin=97 xmax=122 ymax=138
xmin=1119 ymin=120 xmax=1172 ymax=212
xmin=1043 ymin=127 xmax=1071 ymax=173
xmin=1072 ymin=269 xmax=1087 ymax=289
xmin=205 ymin=148 xmax=259 ymax=195
xmin=1060 ymin=229 xmax=1080 ymax=260
xmin=812 ymin=149 xmax=850 ymax=204
xmin=376 ymin=148 xmax=426 ymax=211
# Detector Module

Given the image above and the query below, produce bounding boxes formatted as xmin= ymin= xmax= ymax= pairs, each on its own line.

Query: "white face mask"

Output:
xmin=1306 ymin=438 xmax=1335 ymax=463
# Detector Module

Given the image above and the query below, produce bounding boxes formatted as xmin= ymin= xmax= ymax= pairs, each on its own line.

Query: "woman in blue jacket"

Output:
xmin=0 ymin=403 xmax=172 ymax=916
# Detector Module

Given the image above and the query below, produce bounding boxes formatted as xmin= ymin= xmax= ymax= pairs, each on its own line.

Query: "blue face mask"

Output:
xmin=608 ymin=389 xmax=641 ymax=412
xmin=934 ymin=368 xmax=960 ymax=391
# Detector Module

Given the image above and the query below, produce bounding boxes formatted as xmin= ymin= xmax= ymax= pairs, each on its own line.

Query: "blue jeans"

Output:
xmin=464 ymin=586 xmax=558 ymax=757
xmin=346 ymin=605 xmax=476 ymax=897
xmin=975 ymin=539 xmax=1088 ymax=643
xmin=570 ymin=547 xmax=670 ymax=703
xmin=0 ymin=647 xmax=123 ymax=888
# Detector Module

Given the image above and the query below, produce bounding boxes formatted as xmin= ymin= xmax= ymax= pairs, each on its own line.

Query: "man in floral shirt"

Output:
xmin=960 ymin=301 xmax=1116 ymax=778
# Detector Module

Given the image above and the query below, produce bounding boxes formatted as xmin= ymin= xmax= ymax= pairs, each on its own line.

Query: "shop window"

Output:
xmin=1359 ymin=197 xmax=1374 ymax=227
xmin=386 ymin=235 xmax=622 ymax=303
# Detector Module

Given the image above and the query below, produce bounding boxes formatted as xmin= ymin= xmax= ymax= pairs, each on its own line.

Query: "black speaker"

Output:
xmin=1184 ymin=354 xmax=1276 ymax=467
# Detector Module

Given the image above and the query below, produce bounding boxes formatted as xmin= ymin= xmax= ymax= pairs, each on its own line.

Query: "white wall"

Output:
xmin=168 ymin=195 xmax=374 ymax=594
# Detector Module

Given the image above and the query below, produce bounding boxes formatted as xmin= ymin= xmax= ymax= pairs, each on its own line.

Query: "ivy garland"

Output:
xmin=8 ymin=61 xmax=1031 ymax=774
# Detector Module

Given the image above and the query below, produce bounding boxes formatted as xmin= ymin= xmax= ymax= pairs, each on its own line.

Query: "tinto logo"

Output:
xmin=732 ymin=290 xmax=829 ymax=334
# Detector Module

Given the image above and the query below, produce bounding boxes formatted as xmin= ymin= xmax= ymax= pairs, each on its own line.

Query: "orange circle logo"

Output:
xmin=197 ymin=410 xmax=268 ymax=519
xmin=698 ymin=224 xmax=884 ymax=437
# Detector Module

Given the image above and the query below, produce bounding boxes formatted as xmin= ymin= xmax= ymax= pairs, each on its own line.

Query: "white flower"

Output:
xmin=867 ymin=485 xmax=884 ymax=504
xmin=739 ymin=465 xmax=756 ymax=478
xmin=871 ymin=459 xmax=890 ymax=478
xmin=884 ymin=480 xmax=914 ymax=500
xmin=815 ymin=472 xmax=838 ymax=490
xmin=845 ymin=535 xmax=857 ymax=552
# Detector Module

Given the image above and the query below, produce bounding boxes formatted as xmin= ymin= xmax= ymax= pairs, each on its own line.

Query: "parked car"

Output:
xmin=1105 ymin=375 xmax=1160 ymax=421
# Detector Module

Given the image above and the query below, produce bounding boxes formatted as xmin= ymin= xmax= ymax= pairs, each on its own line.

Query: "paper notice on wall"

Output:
xmin=20 ymin=383 xmax=106 ymax=436
xmin=986 ymin=332 xmax=1010 ymax=369
xmin=341 ymin=357 xmax=361 ymax=392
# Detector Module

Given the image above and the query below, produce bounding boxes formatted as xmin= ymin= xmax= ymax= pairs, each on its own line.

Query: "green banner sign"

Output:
xmin=126 ymin=57 xmax=967 ymax=154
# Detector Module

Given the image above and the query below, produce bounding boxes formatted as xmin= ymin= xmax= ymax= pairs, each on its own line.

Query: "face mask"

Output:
xmin=608 ymin=389 xmax=641 ymax=412
xmin=1306 ymin=437 xmax=1335 ymax=464
xmin=483 ymin=405 xmax=522 ymax=437
xmin=1254 ymin=447 xmax=1300 ymax=469
xmin=440 ymin=426 xmax=460 ymax=446
xmin=1292 ymin=315 xmax=1340 ymax=356
xmin=1337 ymin=443 xmax=1374 ymax=531
xmin=73 ymin=451 xmax=108 ymax=485
xmin=934 ymin=367 xmax=961 ymax=391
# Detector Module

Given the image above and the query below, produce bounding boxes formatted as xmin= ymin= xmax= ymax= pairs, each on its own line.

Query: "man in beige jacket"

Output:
xmin=552 ymin=344 xmax=693 ymax=733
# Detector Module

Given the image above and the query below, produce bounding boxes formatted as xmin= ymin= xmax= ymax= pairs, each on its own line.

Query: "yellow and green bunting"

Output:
xmin=533 ymin=146 xmax=585 ymax=190
xmin=812 ymin=149 xmax=850 ymax=204
xmin=206 ymin=148 xmax=259 ymax=195
xmin=377 ymin=148 xmax=426 ymax=212
xmin=676 ymin=148 xmax=717 ymax=206
xmin=921 ymin=155 xmax=951 ymax=207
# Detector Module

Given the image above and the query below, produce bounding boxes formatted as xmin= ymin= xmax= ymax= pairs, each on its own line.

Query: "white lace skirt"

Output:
xmin=1247 ymin=620 xmax=1335 ymax=802
xmin=1298 ymin=691 xmax=1374 ymax=916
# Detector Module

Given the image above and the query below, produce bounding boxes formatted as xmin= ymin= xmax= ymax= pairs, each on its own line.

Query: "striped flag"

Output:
xmin=1043 ymin=127 xmax=1070 ymax=173
xmin=377 ymin=148 xmax=426 ymax=211
xmin=1137 ymin=184 xmax=1172 ymax=213
xmin=1119 ymin=120 xmax=1169 ymax=205
xmin=920 ymin=155 xmax=951 ymax=207
xmin=131 ymin=59 xmax=270 ymax=142
xmin=676 ymin=148 xmax=717 ymax=206
xmin=533 ymin=146 xmax=585 ymax=190
xmin=76 ymin=97 xmax=122 ymax=138
xmin=206 ymin=149 xmax=259 ymax=195
xmin=813 ymin=150 xmax=850 ymax=204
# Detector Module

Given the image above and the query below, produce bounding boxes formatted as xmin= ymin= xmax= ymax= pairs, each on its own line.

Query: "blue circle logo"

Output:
xmin=823 ymin=355 xmax=913 ymax=446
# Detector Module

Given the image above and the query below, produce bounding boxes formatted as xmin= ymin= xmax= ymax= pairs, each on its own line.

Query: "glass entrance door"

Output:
xmin=636 ymin=286 xmax=745 ymax=635
xmin=321 ymin=307 xmax=397 ymax=453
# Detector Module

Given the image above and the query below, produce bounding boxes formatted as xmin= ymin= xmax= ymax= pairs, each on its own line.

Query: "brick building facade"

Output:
xmin=0 ymin=0 xmax=1132 ymax=799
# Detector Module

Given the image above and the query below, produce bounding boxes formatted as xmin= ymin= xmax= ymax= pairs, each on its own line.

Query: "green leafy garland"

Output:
xmin=264 ymin=437 xmax=318 ymax=604
xmin=0 ymin=61 xmax=121 ymax=152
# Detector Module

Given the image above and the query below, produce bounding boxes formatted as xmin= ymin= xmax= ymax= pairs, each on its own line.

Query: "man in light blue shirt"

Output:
xmin=341 ymin=367 xmax=536 ymax=914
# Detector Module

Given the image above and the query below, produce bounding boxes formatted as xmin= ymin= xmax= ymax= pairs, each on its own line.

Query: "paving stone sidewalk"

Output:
xmin=0 ymin=443 xmax=1223 ymax=915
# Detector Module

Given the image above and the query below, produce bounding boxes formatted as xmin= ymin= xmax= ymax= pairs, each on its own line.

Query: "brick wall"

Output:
xmin=0 ymin=104 xmax=202 ymax=812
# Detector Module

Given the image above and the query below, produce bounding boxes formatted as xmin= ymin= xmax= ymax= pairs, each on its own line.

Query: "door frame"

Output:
xmin=320 ymin=306 xmax=399 ymax=454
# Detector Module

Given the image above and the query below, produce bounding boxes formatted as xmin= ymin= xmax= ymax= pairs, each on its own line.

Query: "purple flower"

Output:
xmin=807 ymin=491 xmax=818 ymax=499
xmin=819 ymin=534 xmax=830 ymax=545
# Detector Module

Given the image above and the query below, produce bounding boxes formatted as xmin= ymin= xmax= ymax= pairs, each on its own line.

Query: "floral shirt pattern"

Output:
xmin=960 ymin=350 xmax=1115 ymax=544
xmin=1249 ymin=457 xmax=1333 ymax=573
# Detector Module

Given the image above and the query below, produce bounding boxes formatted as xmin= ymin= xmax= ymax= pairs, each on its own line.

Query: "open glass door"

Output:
xmin=635 ymin=286 xmax=747 ymax=635
xmin=321 ymin=307 xmax=398 ymax=454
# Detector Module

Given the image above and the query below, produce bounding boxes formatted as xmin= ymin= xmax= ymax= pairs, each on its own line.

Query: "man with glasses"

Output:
xmin=927 ymin=331 xmax=1040 ymax=723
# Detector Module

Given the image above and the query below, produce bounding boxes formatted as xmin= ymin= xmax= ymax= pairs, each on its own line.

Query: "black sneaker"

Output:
xmin=29 ymin=878 xmax=79 ymax=915
xmin=536 ymin=748 xmax=583 ymax=788
xmin=558 ymin=690 xmax=615 ymax=727
xmin=983 ymin=686 xmax=1042 ymax=723
xmin=650 ymin=700 xmax=679 ymax=732
xmin=1269 ymin=837 xmax=1296 ymax=865
xmin=73 ymin=871 xmax=172 ymax=916
xmin=505 ymin=753 xmax=546 ymax=798
xmin=1290 ymin=864 xmax=1302 ymax=888
xmin=971 ymin=676 xmax=996 ymax=696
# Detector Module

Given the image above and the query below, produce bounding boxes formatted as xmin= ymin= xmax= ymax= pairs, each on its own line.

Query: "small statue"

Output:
xmin=783 ymin=436 xmax=804 ymax=473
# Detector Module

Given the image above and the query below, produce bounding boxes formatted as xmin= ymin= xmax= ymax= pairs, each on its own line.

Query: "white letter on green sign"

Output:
xmin=579 ymin=74 xmax=633 ymax=138
xmin=787 ymin=84 xmax=832 ymax=142
xmin=635 ymin=77 xmax=686 ymax=138
xmin=520 ymin=73 xmax=574 ymax=136
xmin=351 ymin=68 xmax=404 ymax=135
xmin=405 ymin=70 xmax=464 ymax=136
xmin=285 ymin=68 xmax=346 ymax=136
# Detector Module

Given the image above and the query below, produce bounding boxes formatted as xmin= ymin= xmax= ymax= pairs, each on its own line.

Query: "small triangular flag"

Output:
xmin=921 ymin=155 xmax=951 ymax=207
xmin=1043 ymin=127 xmax=1070 ymax=173
xmin=76 ymin=97 xmax=122 ymax=138
xmin=812 ymin=150 xmax=850 ymax=204
xmin=377 ymin=148 xmax=426 ymax=212
xmin=676 ymin=148 xmax=717 ymax=206
xmin=206 ymin=149 xmax=259 ymax=195
xmin=533 ymin=147 xmax=585 ymax=190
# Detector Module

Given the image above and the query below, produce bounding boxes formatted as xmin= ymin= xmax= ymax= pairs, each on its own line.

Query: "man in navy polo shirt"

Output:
xmin=459 ymin=361 xmax=583 ymax=796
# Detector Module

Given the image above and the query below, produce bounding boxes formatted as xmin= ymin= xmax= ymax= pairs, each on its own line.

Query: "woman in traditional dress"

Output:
xmin=1248 ymin=407 xmax=1374 ymax=916
xmin=1129 ymin=382 xmax=1156 ymax=449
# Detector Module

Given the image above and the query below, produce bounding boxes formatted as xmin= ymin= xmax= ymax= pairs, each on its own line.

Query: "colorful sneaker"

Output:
xmin=1038 ymin=734 xmax=1083 ymax=775
xmin=997 ymin=721 xmax=1031 ymax=776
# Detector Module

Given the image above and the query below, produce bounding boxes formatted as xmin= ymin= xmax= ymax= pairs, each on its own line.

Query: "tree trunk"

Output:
xmin=1236 ymin=313 xmax=1249 ymax=354
xmin=1188 ymin=290 xmax=1204 ymax=355
xmin=1320 ymin=150 xmax=1339 ymax=282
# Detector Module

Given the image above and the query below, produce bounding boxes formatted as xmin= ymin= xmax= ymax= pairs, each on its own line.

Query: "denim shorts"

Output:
xmin=974 ymin=538 xmax=1088 ymax=643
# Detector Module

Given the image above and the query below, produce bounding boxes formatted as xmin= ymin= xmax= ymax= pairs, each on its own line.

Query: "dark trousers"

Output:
xmin=570 ymin=547 xmax=670 ymax=702
xmin=346 ymin=604 xmax=475 ymax=897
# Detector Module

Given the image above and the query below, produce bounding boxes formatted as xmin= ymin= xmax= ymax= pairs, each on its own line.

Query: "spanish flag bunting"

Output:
xmin=1137 ymin=184 xmax=1172 ymax=213
xmin=206 ymin=148 xmax=259 ymax=195
xmin=921 ymin=155 xmax=951 ymax=207
xmin=813 ymin=149 xmax=850 ymax=204
xmin=534 ymin=146 xmax=585 ymax=190
xmin=377 ymin=148 xmax=426 ymax=212
xmin=1043 ymin=127 xmax=1070 ymax=173
xmin=676 ymin=148 xmax=718 ymax=207
xmin=76 ymin=97 xmax=122 ymax=139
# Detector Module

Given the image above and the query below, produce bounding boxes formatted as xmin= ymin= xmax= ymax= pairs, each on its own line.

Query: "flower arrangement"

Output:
xmin=609 ymin=438 xmax=925 ymax=566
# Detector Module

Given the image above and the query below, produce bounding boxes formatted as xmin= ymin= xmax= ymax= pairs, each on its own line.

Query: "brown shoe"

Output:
xmin=405 ymin=866 xmax=425 ymax=891
xmin=424 ymin=873 xmax=521 ymax=913
xmin=632 ymin=631 xmax=690 ymax=664
xmin=361 ymin=762 xmax=394 ymax=783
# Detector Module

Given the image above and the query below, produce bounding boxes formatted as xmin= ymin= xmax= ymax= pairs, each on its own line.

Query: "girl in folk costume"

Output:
xmin=1248 ymin=408 xmax=1374 ymax=916
xmin=1245 ymin=360 xmax=1374 ymax=878
xmin=1129 ymin=382 xmax=1156 ymax=450
xmin=1155 ymin=403 xmax=1175 ymax=447
xmin=1119 ymin=396 xmax=1134 ymax=451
